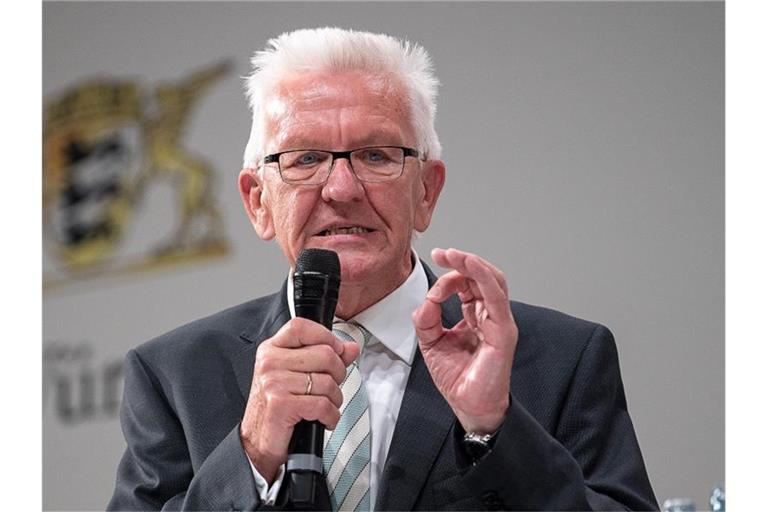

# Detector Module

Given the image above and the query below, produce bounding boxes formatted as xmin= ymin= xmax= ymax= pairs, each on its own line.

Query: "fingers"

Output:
xmin=256 ymin=316 xmax=358 ymax=404
xmin=259 ymin=384 xmax=343 ymax=430
xmin=432 ymin=247 xmax=508 ymax=294
xmin=264 ymin=370 xmax=344 ymax=408
xmin=429 ymin=248 xmax=511 ymax=320
xmin=261 ymin=317 xmax=358 ymax=382
xmin=251 ymin=316 xmax=357 ymax=422
xmin=259 ymin=343 xmax=348 ymax=383
xmin=422 ymin=270 xmax=482 ymax=330
xmin=289 ymin=395 xmax=342 ymax=430
xmin=253 ymin=362 xmax=345 ymax=425
xmin=339 ymin=340 xmax=361 ymax=367
xmin=271 ymin=317 xmax=344 ymax=353
xmin=426 ymin=270 xmax=472 ymax=302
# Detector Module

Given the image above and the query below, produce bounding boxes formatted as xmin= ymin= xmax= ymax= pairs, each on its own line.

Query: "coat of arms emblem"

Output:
xmin=43 ymin=62 xmax=231 ymax=288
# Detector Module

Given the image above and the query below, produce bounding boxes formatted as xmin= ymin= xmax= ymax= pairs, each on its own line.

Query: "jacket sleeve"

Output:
xmin=456 ymin=325 xmax=658 ymax=511
xmin=107 ymin=349 xmax=263 ymax=511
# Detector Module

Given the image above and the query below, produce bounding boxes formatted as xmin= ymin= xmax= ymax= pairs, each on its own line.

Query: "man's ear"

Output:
xmin=414 ymin=159 xmax=446 ymax=233
xmin=238 ymin=168 xmax=275 ymax=240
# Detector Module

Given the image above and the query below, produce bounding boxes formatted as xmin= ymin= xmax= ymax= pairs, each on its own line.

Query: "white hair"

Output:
xmin=242 ymin=27 xmax=442 ymax=168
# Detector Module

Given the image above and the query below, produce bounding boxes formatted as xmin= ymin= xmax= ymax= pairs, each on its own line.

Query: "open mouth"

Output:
xmin=318 ymin=226 xmax=374 ymax=236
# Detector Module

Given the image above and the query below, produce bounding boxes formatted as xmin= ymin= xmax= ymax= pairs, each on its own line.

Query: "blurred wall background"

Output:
xmin=42 ymin=2 xmax=724 ymax=510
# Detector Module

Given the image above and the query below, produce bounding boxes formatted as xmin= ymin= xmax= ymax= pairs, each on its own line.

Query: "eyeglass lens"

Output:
xmin=279 ymin=147 xmax=405 ymax=184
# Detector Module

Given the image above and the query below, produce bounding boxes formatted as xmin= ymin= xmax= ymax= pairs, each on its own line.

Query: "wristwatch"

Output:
xmin=462 ymin=431 xmax=496 ymax=464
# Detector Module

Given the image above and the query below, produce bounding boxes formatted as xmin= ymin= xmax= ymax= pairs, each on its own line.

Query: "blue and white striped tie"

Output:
xmin=325 ymin=321 xmax=371 ymax=512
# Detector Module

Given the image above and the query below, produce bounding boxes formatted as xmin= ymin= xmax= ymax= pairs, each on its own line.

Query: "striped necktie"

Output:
xmin=325 ymin=321 xmax=372 ymax=512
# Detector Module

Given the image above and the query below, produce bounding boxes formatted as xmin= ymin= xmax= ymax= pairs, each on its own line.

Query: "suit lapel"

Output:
xmin=375 ymin=264 xmax=462 ymax=511
xmin=231 ymin=280 xmax=291 ymax=402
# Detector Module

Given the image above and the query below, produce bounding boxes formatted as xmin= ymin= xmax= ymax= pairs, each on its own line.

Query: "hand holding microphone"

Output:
xmin=239 ymin=249 xmax=357 ymax=508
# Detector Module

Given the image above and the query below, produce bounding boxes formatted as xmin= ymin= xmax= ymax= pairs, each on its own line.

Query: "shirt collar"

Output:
xmin=287 ymin=250 xmax=427 ymax=366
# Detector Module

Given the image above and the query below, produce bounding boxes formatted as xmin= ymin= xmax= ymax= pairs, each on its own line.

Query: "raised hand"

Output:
xmin=412 ymin=248 xmax=518 ymax=434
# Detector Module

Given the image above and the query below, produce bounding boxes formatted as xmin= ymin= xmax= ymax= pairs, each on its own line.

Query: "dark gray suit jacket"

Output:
xmin=108 ymin=265 xmax=657 ymax=511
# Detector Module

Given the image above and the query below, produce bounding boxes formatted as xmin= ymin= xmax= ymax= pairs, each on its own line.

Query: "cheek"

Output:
xmin=380 ymin=188 xmax=418 ymax=236
xmin=272 ymin=188 xmax=315 ymax=237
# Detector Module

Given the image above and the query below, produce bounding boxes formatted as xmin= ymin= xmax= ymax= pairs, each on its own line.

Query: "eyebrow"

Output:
xmin=281 ymin=130 xmax=404 ymax=151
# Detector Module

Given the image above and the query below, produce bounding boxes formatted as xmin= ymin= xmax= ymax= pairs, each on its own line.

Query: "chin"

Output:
xmin=337 ymin=254 xmax=381 ymax=283
xmin=339 ymin=251 xmax=411 ymax=287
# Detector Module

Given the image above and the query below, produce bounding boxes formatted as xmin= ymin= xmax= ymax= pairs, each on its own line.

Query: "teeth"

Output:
xmin=323 ymin=226 xmax=370 ymax=236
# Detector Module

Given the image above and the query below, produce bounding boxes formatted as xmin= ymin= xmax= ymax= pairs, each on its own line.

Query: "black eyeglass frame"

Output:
xmin=262 ymin=145 xmax=422 ymax=185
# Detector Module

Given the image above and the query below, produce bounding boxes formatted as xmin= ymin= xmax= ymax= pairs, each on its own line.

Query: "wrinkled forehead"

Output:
xmin=262 ymin=71 xmax=413 ymax=150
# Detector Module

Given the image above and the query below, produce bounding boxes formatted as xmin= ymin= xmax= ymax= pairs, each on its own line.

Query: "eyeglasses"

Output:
xmin=262 ymin=145 xmax=421 ymax=185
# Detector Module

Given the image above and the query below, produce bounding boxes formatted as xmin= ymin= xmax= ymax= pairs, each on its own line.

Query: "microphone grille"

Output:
xmin=295 ymin=248 xmax=340 ymax=277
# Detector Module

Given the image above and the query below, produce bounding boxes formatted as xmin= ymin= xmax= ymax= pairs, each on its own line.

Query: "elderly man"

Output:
xmin=109 ymin=28 xmax=657 ymax=511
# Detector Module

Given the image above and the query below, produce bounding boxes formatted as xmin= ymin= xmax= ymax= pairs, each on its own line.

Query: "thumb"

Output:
xmin=339 ymin=341 xmax=361 ymax=366
xmin=412 ymin=298 xmax=445 ymax=348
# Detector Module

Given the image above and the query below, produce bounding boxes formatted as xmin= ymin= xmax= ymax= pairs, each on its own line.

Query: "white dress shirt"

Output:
xmin=248 ymin=252 xmax=428 ymax=508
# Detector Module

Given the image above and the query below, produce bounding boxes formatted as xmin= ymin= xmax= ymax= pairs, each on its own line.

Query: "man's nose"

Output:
xmin=320 ymin=157 xmax=365 ymax=202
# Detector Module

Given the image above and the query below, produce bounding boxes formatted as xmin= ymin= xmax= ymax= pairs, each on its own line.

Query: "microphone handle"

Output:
xmin=279 ymin=275 xmax=336 ymax=510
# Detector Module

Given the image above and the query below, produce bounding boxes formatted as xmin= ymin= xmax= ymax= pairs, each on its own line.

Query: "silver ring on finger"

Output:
xmin=304 ymin=372 xmax=313 ymax=396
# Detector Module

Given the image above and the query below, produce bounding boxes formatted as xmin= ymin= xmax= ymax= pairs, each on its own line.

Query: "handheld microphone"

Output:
xmin=279 ymin=248 xmax=340 ymax=510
